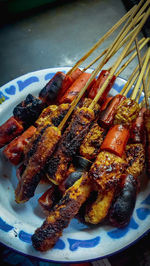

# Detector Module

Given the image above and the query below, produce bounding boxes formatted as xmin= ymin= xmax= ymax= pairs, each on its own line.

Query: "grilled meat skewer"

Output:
xmin=32 ymin=172 xmax=91 ymax=251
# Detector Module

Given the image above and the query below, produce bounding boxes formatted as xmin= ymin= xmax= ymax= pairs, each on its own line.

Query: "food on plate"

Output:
xmin=0 ymin=0 xmax=150 ymax=254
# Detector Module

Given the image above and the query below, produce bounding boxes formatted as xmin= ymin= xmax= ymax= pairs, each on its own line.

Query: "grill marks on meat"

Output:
xmin=32 ymin=173 xmax=91 ymax=251
xmin=47 ymin=107 xmax=95 ymax=185
xmin=80 ymin=123 xmax=105 ymax=161
xmin=114 ymin=98 xmax=140 ymax=128
xmin=35 ymin=103 xmax=70 ymax=128
xmin=125 ymin=144 xmax=145 ymax=178
xmin=89 ymin=151 xmax=127 ymax=191
xmin=15 ymin=125 xmax=61 ymax=203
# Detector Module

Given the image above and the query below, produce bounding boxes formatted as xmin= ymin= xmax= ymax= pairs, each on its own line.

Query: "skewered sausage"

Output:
xmin=98 ymin=94 xmax=126 ymax=128
xmin=3 ymin=126 xmax=36 ymax=165
xmin=130 ymin=107 xmax=146 ymax=144
xmin=39 ymin=72 xmax=66 ymax=105
xmin=59 ymin=73 xmax=92 ymax=104
xmin=100 ymin=124 xmax=130 ymax=157
xmin=15 ymin=124 xmax=61 ymax=203
xmin=0 ymin=117 xmax=23 ymax=149
xmin=88 ymin=70 xmax=116 ymax=104
xmin=109 ymin=174 xmax=138 ymax=228
xmin=144 ymin=109 xmax=150 ymax=175
xmin=32 ymin=173 xmax=91 ymax=251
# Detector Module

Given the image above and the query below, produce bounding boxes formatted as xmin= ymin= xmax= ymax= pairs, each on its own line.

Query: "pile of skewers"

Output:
xmin=0 ymin=0 xmax=150 ymax=252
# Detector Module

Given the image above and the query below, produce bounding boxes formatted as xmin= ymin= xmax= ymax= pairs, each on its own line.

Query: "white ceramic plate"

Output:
xmin=0 ymin=67 xmax=150 ymax=263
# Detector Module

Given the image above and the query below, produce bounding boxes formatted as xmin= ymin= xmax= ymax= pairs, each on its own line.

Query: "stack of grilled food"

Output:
xmin=0 ymin=0 xmax=150 ymax=252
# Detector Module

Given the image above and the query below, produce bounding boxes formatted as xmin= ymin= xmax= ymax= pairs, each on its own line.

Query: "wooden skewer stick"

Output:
xmin=135 ymin=36 xmax=149 ymax=107
xmin=83 ymin=26 xmax=145 ymax=72
xmin=139 ymin=65 xmax=150 ymax=107
xmin=115 ymin=37 xmax=149 ymax=77
xmin=120 ymin=52 xmax=147 ymax=95
xmin=131 ymin=47 xmax=150 ymax=101
xmin=89 ymin=8 xmax=150 ymax=110
xmin=67 ymin=5 xmax=137 ymax=75
xmin=136 ymin=62 xmax=150 ymax=102
xmin=123 ymin=70 xmax=139 ymax=97
xmin=97 ymin=0 xmax=150 ymax=70
xmin=59 ymin=7 xmax=150 ymax=131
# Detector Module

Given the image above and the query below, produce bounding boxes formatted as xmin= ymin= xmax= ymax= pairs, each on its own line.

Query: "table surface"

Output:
xmin=0 ymin=0 xmax=150 ymax=265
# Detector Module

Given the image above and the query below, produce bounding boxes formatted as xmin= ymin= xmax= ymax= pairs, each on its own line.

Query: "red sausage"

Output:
xmin=88 ymin=70 xmax=116 ymax=104
xmin=0 ymin=116 xmax=23 ymax=149
xmin=3 ymin=126 xmax=36 ymax=165
xmin=144 ymin=109 xmax=150 ymax=176
xmin=109 ymin=174 xmax=138 ymax=228
xmin=59 ymin=72 xmax=92 ymax=104
xmin=100 ymin=124 xmax=130 ymax=157
xmin=98 ymin=94 xmax=126 ymax=128
xmin=130 ymin=107 xmax=146 ymax=144
xmin=57 ymin=68 xmax=83 ymax=104
xmin=100 ymin=97 xmax=113 ymax=111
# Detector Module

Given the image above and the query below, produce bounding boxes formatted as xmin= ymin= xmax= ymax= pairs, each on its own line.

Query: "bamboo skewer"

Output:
xmin=135 ymin=37 xmax=149 ymax=107
xmin=120 ymin=52 xmax=147 ymax=95
xmin=59 ymin=5 xmax=150 ymax=130
xmin=115 ymin=37 xmax=149 ymax=77
xmin=136 ymin=62 xmax=150 ymax=103
xmin=67 ymin=5 xmax=137 ymax=75
xmin=131 ymin=47 xmax=150 ymax=100
xmin=83 ymin=28 xmax=145 ymax=72
xmin=96 ymin=0 xmax=150 ymax=71
xmin=89 ymin=8 xmax=150 ymax=110
xmin=88 ymin=1 xmax=150 ymax=81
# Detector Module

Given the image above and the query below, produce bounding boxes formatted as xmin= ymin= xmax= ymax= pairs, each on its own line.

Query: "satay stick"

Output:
xmin=120 ymin=52 xmax=147 ymax=95
xmin=135 ymin=37 xmax=149 ymax=107
xmin=131 ymin=47 xmax=150 ymax=100
xmin=140 ymin=65 xmax=150 ymax=106
xmin=97 ymin=0 xmax=150 ymax=70
xmin=115 ymin=37 xmax=149 ymax=77
xmin=136 ymin=63 xmax=150 ymax=102
xmin=83 ymin=26 xmax=145 ymax=72
xmin=89 ymin=8 xmax=150 ymax=110
xmin=84 ymin=1 xmax=149 ymax=83
xmin=59 ymin=8 xmax=150 ymax=131
xmin=66 ymin=5 xmax=137 ymax=75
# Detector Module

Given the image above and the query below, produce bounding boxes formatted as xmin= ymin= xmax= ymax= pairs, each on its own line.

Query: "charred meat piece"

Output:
xmin=114 ymin=98 xmax=140 ymax=128
xmin=13 ymin=94 xmax=45 ymax=128
xmin=46 ymin=107 xmax=94 ymax=185
xmin=80 ymin=123 xmax=105 ymax=161
xmin=130 ymin=107 xmax=146 ymax=144
xmin=89 ymin=151 xmax=127 ymax=191
xmin=35 ymin=103 xmax=70 ymax=128
xmin=125 ymin=143 xmax=145 ymax=178
xmin=35 ymin=105 xmax=58 ymax=127
xmin=0 ymin=116 xmax=23 ymax=149
xmin=39 ymin=72 xmax=66 ymax=105
xmin=3 ymin=126 xmax=36 ymax=165
xmin=109 ymin=174 xmax=138 ymax=228
xmin=38 ymin=185 xmax=62 ymax=216
xmin=79 ymin=97 xmax=100 ymax=117
xmin=15 ymin=124 xmax=61 ymax=203
xmin=32 ymin=173 xmax=91 ymax=251
xmin=85 ymin=188 xmax=115 ymax=224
